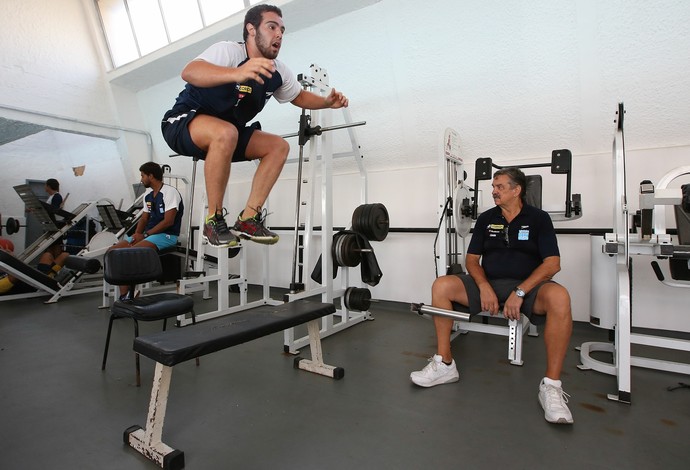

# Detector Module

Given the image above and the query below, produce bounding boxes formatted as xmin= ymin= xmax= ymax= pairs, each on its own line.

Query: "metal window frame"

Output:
xmin=94 ymin=0 xmax=253 ymax=68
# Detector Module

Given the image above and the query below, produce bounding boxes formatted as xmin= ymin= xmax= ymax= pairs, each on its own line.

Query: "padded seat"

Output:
xmin=110 ymin=294 xmax=194 ymax=321
xmin=101 ymin=247 xmax=196 ymax=386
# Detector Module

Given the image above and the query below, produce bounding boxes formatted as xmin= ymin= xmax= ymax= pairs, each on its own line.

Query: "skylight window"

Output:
xmin=96 ymin=0 xmax=261 ymax=68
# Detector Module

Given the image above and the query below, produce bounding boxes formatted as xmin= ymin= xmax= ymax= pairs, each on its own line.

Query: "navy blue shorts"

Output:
xmin=161 ymin=108 xmax=259 ymax=162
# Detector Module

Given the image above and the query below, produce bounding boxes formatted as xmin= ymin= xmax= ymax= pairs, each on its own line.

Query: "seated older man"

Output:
xmin=410 ymin=167 xmax=574 ymax=424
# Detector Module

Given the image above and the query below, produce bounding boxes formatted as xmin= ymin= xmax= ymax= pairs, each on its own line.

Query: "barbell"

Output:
xmin=343 ymin=286 xmax=374 ymax=311
xmin=0 ymin=217 xmax=24 ymax=236
xmin=351 ymin=203 xmax=389 ymax=242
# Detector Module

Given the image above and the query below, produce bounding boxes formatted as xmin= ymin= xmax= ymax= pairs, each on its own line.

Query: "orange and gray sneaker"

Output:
xmin=231 ymin=207 xmax=279 ymax=245
xmin=203 ymin=210 xmax=239 ymax=248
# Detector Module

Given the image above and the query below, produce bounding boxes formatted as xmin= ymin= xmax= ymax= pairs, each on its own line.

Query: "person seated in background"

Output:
xmin=0 ymin=238 xmax=70 ymax=295
xmin=108 ymin=162 xmax=183 ymax=301
xmin=409 ymin=167 xmax=575 ymax=424
xmin=45 ymin=178 xmax=63 ymax=209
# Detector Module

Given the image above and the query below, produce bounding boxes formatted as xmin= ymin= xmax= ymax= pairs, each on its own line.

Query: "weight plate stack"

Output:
xmin=332 ymin=232 xmax=361 ymax=267
xmin=343 ymin=287 xmax=372 ymax=311
xmin=351 ymin=203 xmax=389 ymax=241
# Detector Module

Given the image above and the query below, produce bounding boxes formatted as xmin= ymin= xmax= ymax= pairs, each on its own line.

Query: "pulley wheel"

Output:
xmin=343 ymin=287 xmax=372 ymax=311
xmin=351 ymin=203 xmax=389 ymax=241
xmin=453 ymin=183 xmax=473 ymax=238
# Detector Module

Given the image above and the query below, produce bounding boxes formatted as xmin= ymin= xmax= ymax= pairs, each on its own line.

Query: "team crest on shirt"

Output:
xmin=236 ymin=84 xmax=252 ymax=102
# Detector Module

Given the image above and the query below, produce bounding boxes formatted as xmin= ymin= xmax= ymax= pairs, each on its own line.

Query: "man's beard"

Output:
xmin=256 ymin=30 xmax=278 ymax=59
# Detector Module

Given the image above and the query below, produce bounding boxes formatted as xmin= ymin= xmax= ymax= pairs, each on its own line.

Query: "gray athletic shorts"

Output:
xmin=455 ymin=274 xmax=554 ymax=325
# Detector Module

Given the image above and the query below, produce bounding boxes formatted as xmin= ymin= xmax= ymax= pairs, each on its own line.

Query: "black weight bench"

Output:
xmin=0 ymin=251 xmax=101 ymax=299
xmin=125 ymin=300 xmax=340 ymax=470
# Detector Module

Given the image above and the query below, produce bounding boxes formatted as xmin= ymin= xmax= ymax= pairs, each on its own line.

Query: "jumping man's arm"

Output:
xmin=181 ymin=58 xmax=276 ymax=87
xmin=291 ymin=88 xmax=348 ymax=110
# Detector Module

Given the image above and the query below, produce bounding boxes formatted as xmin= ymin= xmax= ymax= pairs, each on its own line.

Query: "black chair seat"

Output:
xmin=101 ymin=247 xmax=196 ymax=386
xmin=112 ymin=294 xmax=194 ymax=320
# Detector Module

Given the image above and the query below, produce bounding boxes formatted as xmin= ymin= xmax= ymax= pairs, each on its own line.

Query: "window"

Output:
xmin=96 ymin=0 xmax=258 ymax=68
xmin=160 ymin=0 xmax=203 ymax=43
xmin=199 ymin=0 xmax=247 ymax=26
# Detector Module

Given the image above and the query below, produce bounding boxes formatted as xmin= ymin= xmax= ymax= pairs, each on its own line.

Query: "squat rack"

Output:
xmin=282 ymin=64 xmax=373 ymax=352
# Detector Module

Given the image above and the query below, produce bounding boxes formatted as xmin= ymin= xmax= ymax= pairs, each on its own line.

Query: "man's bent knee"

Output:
xmin=264 ymin=137 xmax=289 ymax=163
xmin=534 ymin=283 xmax=571 ymax=316
xmin=431 ymin=275 xmax=468 ymax=305
xmin=247 ymin=132 xmax=290 ymax=162
xmin=210 ymin=126 xmax=239 ymax=154
xmin=277 ymin=137 xmax=290 ymax=157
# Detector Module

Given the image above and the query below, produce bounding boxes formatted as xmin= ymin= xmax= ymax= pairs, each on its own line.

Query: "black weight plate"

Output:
xmin=6 ymin=217 xmax=21 ymax=235
xmin=341 ymin=234 xmax=361 ymax=267
xmin=367 ymin=203 xmax=389 ymax=241
xmin=351 ymin=205 xmax=365 ymax=230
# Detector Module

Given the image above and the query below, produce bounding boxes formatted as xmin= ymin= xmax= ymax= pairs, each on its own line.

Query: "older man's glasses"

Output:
xmin=503 ymin=226 xmax=510 ymax=246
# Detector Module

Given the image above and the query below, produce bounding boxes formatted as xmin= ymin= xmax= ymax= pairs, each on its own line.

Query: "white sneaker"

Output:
xmin=410 ymin=354 xmax=459 ymax=387
xmin=538 ymin=380 xmax=574 ymax=424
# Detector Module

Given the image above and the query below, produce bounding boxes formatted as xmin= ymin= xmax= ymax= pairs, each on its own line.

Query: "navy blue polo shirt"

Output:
xmin=467 ymin=204 xmax=559 ymax=280
xmin=164 ymin=42 xmax=301 ymax=128
xmin=143 ymin=184 xmax=184 ymax=236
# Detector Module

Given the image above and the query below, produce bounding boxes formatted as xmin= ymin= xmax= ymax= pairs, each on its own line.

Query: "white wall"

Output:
xmin=0 ymin=0 xmax=147 ymax=250
xmin=130 ymin=0 xmax=690 ymax=330
xmin=2 ymin=0 xmax=690 ymax=332
xmin=0 ymin=0 xmax=110 ymax=121
xmin=0 ymin=131 xmax=131 ymax=252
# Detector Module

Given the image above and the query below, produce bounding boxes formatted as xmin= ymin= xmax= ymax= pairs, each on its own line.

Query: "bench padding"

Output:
xmin=0 ymin=250 xmax=59 ymax=291
xmin=134 ymin=300 xmax=336 ymax=366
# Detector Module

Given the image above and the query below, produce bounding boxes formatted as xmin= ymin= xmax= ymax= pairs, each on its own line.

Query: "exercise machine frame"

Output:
xmin=422 ymin=128 xmax=582 ymax=366
xmin=578 ymin=103 xmax=690 ymax=403
xmin=282 ymin=64 xmax=372 ymax=352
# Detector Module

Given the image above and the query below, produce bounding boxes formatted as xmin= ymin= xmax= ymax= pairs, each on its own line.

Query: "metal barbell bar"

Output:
xmin=410 ymin=303 xmax=471 ymax=322
xmin=1 ymin=217 xmax=24 ymax=236
xmin=281 ymin=116 xmax=367 ymax=143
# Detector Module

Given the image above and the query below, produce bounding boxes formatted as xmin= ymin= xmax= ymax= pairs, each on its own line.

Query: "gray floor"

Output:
xmin=1 ymin=288 xmax=689 ymax=470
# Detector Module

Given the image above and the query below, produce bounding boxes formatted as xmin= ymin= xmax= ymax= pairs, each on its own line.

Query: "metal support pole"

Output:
xmin=184 ymin=158 xmax=199 ymax=275
xmin=290 ymin=109 xmax=308 ymax=293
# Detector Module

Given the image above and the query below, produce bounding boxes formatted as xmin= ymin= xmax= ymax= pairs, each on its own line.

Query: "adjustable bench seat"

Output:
xmin=451 ymin=302 xmax=538 ymax=366
xmin=125 ymin=300 xmax=340 ymax=470
xmin=411 ymin=301 xmax=538 ymax=366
